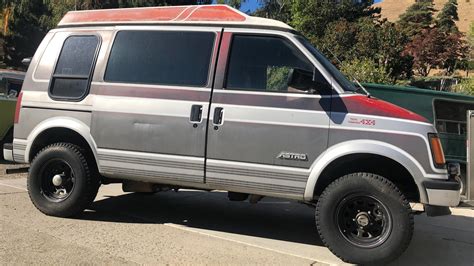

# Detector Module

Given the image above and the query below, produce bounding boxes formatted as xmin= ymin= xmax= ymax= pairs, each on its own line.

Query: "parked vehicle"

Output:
xmin=2 ymin=5 xmax=461 ymax=264
xmin=0 ymin=70 xmax=25 ymax=160
xmin=364 ymin=83 xmax=474 ymax=202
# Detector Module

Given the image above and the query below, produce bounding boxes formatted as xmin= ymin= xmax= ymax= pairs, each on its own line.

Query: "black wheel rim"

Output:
xmin=39 ymin=159 xmax=75 ymax=202
xmin=336 ymin=194 xmax=392 ymax=248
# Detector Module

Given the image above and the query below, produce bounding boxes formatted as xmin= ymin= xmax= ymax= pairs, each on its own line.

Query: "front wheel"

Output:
xmin=316 ymin=173 xmax=413 ymax=264
xmin=27 ymin=143 xmax=100 ymax=217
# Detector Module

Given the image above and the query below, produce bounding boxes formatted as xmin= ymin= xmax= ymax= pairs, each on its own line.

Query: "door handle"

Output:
xmin=190 ymin=105 xmax=203 ymax=123
xmin=212 ymin=107 xmax=224 ymax=126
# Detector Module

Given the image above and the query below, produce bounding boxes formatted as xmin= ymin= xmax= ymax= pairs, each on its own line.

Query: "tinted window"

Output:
xmin=296 ymin=35 xmax=357 ymax=92
xmin=435 ymin=100 xmax=474 ymax=135
xmin=226 ymin=35 xmax=330 ymax=94
xmin=50 ymin=35 xmax=99 ymax=99
xmin=105 ymin=31 xmax=215 ymax=87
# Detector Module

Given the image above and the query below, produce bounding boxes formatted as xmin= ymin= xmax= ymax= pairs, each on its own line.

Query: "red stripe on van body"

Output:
xmin=95 ymin=85 xmax=211 ymax=102
xmin=14 ymin=91 xmax=23 ymax=124
xmin=334 ymin=95 xmax=429 ymax=123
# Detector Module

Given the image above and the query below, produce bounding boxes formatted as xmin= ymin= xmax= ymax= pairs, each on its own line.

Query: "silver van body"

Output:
xmin=9 ymin=25 xmax=458 ymax=206
xmin=2 ymin=5 xmax=461 ymax=264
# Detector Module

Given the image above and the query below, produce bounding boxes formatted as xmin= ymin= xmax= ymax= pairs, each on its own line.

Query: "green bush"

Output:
xmin=340 ymin=58 xmax=392 ymax=84
xmin=452 ymin=78 xmax=474 ymax=95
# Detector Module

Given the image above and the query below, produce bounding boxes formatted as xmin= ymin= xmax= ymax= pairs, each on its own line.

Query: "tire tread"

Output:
xmin=315 ymin=172 xmax=414 ymax=264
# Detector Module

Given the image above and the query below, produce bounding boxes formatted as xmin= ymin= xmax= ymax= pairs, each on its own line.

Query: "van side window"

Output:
xmin=105 ymin=31 xmax=215 ymax=87
xmin=50 ymin=35 xmax=99 ymax=100
xmin=226 ymin=35 xmax=330 ymax=94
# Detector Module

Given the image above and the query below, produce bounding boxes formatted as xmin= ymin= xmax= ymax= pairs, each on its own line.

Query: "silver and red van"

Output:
xmin=2 ymin=5 xmax=461 ymax=264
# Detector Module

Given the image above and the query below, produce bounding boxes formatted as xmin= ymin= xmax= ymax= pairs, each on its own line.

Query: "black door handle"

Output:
xmin=213 ymin=107 xmax=224 ymax=125
xmin=190 ymin=105 xmax=203 ymax=123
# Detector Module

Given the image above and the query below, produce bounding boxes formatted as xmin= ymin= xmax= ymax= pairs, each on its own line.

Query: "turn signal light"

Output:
xmin=429 ymin=134 xmax=445 ymax=167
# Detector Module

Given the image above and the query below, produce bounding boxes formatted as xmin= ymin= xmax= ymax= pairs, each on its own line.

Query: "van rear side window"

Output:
xmin=50 ymin=35 xmax=99 ymax=100
xmin=104 ymin=31 xmax=215 ymax=87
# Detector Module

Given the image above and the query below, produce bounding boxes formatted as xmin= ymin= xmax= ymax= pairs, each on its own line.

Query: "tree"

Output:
xmin=439 ymin=31 xmax=468 ymax=75
xmin=467 ymin=21 xmax=474 ymax=76
xmin=340 ymin=57 xmax=391 ymax=84
xmin=436 ymin=0 xmax=459 ymax=34
xmin=319 ymin=19 xmax=358 ymax=63
xmin=398 ymin=0 xmax=435 ymax=38
xmin=401 ymin=27 xmax=466 ymax=77
xmin=253 ymin=0 xmax=291 ymax=23
xmin=376 ymin=22 xmax=413 ymax=81
xmin=290 ymin=0 xmax=380 ymax=45
xmin=320 ymin=17 xmax=411 ymax=83
xmin=216 ymin=0 xmax=243 ymax=9
xmin=2 ymin=0 xmax=51 ymax=69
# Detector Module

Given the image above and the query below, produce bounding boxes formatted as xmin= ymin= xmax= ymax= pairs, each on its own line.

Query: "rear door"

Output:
xmin=91 ymin=27 xmax=221 ymax=186
xmin=205 ymin=29 xmax=332 ymax=199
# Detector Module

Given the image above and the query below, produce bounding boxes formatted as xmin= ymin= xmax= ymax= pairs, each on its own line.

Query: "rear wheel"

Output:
xmin=315 ymin=173 xmax=413 ymax=264
xmin=27 ymin=143 xmax=100 ymax=217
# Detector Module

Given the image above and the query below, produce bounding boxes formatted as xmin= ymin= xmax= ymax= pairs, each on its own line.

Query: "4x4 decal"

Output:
xmin=348 ymin=117 xmax=376 ymax=126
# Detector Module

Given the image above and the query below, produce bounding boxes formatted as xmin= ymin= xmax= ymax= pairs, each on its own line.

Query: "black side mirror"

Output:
xmin=22 ymin=57 xmax=32 ymax=66
xmin=288 ymin=68 xmax=314 ymax=92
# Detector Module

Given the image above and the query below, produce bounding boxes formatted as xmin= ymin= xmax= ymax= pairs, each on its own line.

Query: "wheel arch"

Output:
xmin=304 ymin=140 xmax=428 ymax=203
xmin=25 ymin=117 xmax=99 ymax=168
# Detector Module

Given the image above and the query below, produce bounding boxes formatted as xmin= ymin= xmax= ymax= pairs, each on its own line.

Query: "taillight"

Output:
xmin=14 ymin=91 xmax=23 ymax=124
xmin=428 ymin=133 xmax=445 ymax=168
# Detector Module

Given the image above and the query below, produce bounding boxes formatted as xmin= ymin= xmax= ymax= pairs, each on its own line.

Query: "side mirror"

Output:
xmin=21 ymin=57 xmax=32 ymax=67
xmin=288 ymin=68 xmax=314 ymax=92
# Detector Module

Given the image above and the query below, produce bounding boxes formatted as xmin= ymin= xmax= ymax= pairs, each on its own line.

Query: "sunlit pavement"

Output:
xmin=1 ymin=177 xmax=473 ymax=265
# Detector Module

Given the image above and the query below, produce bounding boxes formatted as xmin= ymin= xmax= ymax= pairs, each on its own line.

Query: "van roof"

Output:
xmin=58 ymin=5 xmax=293 ymax=31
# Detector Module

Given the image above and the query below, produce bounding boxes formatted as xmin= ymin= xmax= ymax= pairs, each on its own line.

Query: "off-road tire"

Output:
xmin=27 ymin=143 xmax=100 ymax=217
xmin=315 ymin=172 xmax=413 ymax=265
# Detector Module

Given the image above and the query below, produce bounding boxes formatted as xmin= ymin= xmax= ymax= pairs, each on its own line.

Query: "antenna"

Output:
xmin=322 ymin=45 xmax=371 ymax=98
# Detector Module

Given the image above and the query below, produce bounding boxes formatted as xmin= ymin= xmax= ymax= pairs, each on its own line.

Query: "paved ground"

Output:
xmin=1 ymin=161 xmax=473 ymax=265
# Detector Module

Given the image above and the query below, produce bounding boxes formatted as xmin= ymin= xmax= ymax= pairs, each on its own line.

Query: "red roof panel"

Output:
xmin=59 ymin=5 xmax=246 ymax=26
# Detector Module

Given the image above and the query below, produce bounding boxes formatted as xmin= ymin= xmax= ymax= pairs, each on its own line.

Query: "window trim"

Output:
xmin=48 ymin=34 xmax=101 ymax=102
xmin=223 ymin=33 xmax=331 ymax=95
xmin=103 ymin=29 xmax=217 ymax=88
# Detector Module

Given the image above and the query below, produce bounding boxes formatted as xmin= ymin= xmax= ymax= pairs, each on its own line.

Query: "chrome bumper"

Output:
xmin=3 ymin=143 xmax=13 ymax=162
xmin=423 ymin=179 xmax=461 ymax=207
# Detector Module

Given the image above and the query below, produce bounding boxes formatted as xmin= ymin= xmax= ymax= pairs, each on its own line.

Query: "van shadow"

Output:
xmin=80 ymin=190 xmax=324 ymax=246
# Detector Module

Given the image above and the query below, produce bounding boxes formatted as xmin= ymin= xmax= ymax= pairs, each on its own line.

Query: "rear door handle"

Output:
xmin=212 ymin=107 xmax=224 ymax=126
xmin=190 ymin=105 xmax=203 ymax=123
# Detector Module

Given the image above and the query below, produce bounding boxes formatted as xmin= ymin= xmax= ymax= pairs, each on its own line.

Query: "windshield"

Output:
xmin=295 ymin=36 xmax=357 ymax=92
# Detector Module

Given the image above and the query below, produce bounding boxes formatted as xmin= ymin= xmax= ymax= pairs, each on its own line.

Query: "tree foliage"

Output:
xmin=403 ymin=27 xmax=468 ymax=76
xmin=398 ymin=0 xmax=435 ymax=39
xmin=216 ymin=0 xmax=243 ymax=9
xmin=2 ymin=0 xmax=50 ymax=68
xmin=340 ymin=57 xmax=391 ymax=84
xmin=253 ymin=0 xmax=291 ymax=22
xmin=290 ymin=0 xmax=380 ymax=45
xmin=436 ymin=0 xmax=459 ymax=34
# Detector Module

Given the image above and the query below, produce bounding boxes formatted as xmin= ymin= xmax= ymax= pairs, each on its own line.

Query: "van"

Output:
xmin=2 ymin=5 xmax=461 ymax=264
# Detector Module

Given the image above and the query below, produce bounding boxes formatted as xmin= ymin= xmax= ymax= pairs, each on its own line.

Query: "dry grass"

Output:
xmin=374 ymin=0 xmax=473 ymax=33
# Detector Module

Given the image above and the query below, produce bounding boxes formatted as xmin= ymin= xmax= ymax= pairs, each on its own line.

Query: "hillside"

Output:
xmin=374 ymin=0 xmax=473 ymax=33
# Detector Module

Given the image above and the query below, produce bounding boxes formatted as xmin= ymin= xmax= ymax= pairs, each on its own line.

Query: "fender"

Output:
xmin=304 ymin=139 xmax=446 ymax=203
xmin=23 ymin=116 xmax=99 ymax=166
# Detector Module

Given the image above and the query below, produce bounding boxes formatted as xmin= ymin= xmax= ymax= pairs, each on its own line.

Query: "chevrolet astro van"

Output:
xmin=2 ymin=5 xmax=461 ymax=264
